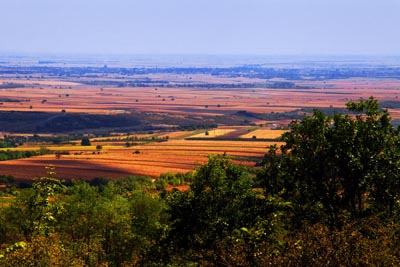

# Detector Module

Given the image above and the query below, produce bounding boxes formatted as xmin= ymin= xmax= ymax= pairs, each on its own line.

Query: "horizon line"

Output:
xmin=1 ymin=51 xmax=400 ymax=58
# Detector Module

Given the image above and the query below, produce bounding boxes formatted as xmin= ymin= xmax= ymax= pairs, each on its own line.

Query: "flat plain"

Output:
xmin=1 ymin=77 xmax=400 ymax=119
xmin=1 ymin=61 xmax=399 ymax=180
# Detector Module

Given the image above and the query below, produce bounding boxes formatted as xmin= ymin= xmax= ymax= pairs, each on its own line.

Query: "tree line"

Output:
xmin=0 ymin=149 xmax=50 ymax=161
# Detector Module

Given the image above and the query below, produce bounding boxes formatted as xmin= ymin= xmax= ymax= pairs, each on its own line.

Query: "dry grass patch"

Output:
xmin=157 ymin=130 xmax=198 ymax=139
xmin=240 ymin=129 xmax=287 ymax=139
xmin=189 ymin=128 xmax=237 ymax=138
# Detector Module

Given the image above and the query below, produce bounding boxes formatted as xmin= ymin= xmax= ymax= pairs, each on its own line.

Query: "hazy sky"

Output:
xmin=1 ymin=0 xmax=399 ymax=55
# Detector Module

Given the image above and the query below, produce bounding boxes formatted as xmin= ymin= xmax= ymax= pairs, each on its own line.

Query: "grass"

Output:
xmin=240 ymin=129 xmax=287 ymax=139
xmin=189 ymin=128 xmax=237 ymax=138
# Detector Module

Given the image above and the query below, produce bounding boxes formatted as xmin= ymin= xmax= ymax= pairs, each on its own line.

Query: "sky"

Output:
xmin=0 ymin=0 xmax=399 ymax=56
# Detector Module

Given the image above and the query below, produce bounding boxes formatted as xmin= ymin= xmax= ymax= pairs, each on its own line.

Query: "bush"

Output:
xmin=154 ymin=179 xmax=167 ymax=190
xmin=80 ymin=137 xmax=91 ymax=146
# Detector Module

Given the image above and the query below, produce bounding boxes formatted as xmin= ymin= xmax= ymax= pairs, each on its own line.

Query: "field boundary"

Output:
xmin=184 ymin=137 xmax=282 ymax=142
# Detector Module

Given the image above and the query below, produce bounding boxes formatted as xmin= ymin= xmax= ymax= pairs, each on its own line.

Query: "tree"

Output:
xmin=258 ymin=97 xmax=400 ymax=229
xmin=5 ymin=166 xmax=65 ymax=240
xmin=165 ymin=156 xmax=287 ymax=264
xmin=55 ymin=181 xmax=106 ymax=265
xmin=80 ymin=137 xmax=91 ymax=146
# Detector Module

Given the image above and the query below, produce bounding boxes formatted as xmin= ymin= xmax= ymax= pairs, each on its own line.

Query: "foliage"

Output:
xmin=0 ymin=174 xmax=15 ymax=184
xmin=273 ymin=218 xmax=400 ymax=266
xmin=163 ymin=155 xmax=289 ymax=265
xmin=157 ymin=172 xmax=189 ymax=188
xmin=4 ymin=169 xmax=65 ymax=240
xmin=0 ymin=139 xmax=15 ymax=148
xmin=259 ymin=97 xmax=400 ymax=229
xmin=80 ymin=137 xmax=91 ymax=146
xmin=0 ymin=234 xmax=84 ymax=267
xmin=0 ymin=149 xmax=51 ymax=161
xmin=53 ymin=178 xmax=167 ymax=266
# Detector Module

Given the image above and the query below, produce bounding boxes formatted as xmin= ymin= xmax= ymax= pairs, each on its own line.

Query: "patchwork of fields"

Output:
xmin=1 ymin=72 xmax=400 ymax=180
xmin=0 ymin=128 xmax=283 ymax=179
xmin=1 ymin=78 xmax=400 ymax=119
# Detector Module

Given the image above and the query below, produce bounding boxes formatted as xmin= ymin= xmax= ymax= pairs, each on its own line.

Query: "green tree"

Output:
xmin=165 ymin=156 xmax=286 ymax=265
xmin=259 ymin=97 xmax=400 ymax=229
xmin=5 ymin=168 xmax=65 ymax=240
xmin=80 ymin=137 xmax=91 ymax=146
xmin=0 ymin=235 xmax=84 ymax=267
xmin=56 ymin=179 xmax=167 ymax=266
xmin=56 ymin=181 xmax=106 ymax=265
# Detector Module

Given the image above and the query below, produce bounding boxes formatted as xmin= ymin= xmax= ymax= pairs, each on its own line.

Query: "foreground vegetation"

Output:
xmin=1 ymin=98 xmax=400 ymax=266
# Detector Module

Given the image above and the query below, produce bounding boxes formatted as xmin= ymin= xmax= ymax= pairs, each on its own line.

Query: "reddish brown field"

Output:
xmin=1 ymin=77 xmax=400 ymax=118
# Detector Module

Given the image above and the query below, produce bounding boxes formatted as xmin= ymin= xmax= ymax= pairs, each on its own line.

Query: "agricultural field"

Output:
xmin=1 ymin=77 xmax=400 ymax=119
xmin=0 ymin=134 xmax=282 ymax=179
xmin=240 ymin=129 xmax=287 ymax=139
xmin=1 ymin=60 xmax=400 ymax=181
xmin=189 ymin=128 xmax=237 ymax=138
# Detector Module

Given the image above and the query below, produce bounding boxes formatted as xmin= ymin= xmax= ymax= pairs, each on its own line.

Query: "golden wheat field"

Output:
xmin=189 ymin=128 xmax=237 ymax=138
xmin=240 ymin=129 xmax=287 ymax=139
xmin=0 ymin=138 xmax=282 ymax=180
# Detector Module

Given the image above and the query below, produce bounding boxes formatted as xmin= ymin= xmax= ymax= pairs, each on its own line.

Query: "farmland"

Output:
xmin=0 ymin=56 xmax=400 ymax=180
xmin=1 ymin=78 xmax=400 ymax=119
xmin=0 ymin=129 xmax=283 ymax=179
